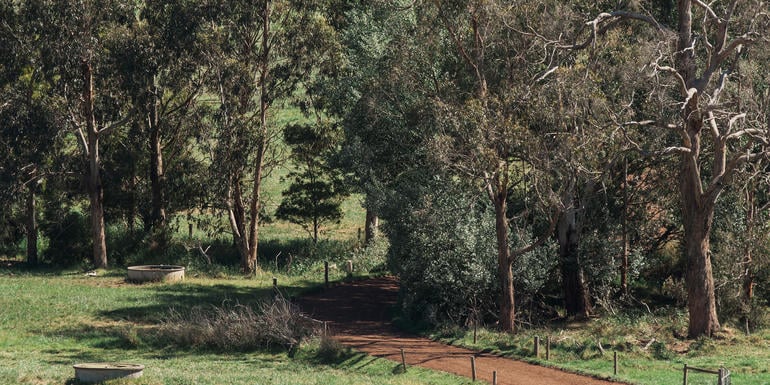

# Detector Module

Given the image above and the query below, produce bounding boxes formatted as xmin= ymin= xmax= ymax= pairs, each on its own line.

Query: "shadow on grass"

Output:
xmin=37 ymin=280 xmax=322 ymax=360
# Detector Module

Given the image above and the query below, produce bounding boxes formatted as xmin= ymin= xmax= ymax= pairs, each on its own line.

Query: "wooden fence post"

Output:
xmin=400 ymin=348 xmax=407 ymax=372
xmin=470 ymin=356 xmax=476 ymax=381
xmin=683 ymin=364 xmax=688 ymax=385
xmin=546 ymin=336 xmax=551 ymax=360
xmin=534 ymin=336 xmax=540 ymax=358
xmin=613 ymin=351 xmax=618 ymax=376
xmin=492 ymin=370 xmax=497 ymax=385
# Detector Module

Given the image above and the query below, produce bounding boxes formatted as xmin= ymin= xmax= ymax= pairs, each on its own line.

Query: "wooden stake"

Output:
xmin=346 ymin=260 xmax=353 ymax=277
xmin=534 ymin=336 xmax=540 ymax=358
xmin=613 ymin=351 xmax=618 ymax=375
xmin=492 ymin=370 xmax=497 ymax=385
xmin=272 ymin=277 xmax=277 ymax=289
xmin=188 ymin=223 xmax=193 ymax=238
xmin=473 ymin=320 xmax=477 ymax=344
xmin=470 ymin=356 xmax=476 ymax=381
xmin=683 ymin=364 xmax=688 ymax=385
xmin=400 ymin=348 xmax=407 ymax=372
xmin=546 ymin=336 xmax=551 ymax=360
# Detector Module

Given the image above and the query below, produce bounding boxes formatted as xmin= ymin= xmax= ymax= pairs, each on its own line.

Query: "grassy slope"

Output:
xmin=0 ymin=271 xmax=469 ymax=385
xmin=428 ymin=316 xmax=770 ymax=385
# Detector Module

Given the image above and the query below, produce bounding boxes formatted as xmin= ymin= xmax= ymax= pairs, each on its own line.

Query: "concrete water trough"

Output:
xmin=73 ymin=363 xmax=144 ymax=383
xmin=127 ymin=265 xmax=185 ymax=283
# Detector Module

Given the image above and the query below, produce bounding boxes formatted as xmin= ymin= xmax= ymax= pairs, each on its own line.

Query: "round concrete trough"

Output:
xmin=73 ymin=363 xmax=144 ymax=383
xmin=127 ymin=265 xmax=185 ymax=283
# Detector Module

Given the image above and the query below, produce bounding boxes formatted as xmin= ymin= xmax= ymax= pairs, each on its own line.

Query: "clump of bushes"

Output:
xmin=158 ymin=296 xmax=318 ymax=355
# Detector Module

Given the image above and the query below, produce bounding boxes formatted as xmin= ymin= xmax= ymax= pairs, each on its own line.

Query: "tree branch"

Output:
xmin=692 ymin=0 xmax=719 ymax=20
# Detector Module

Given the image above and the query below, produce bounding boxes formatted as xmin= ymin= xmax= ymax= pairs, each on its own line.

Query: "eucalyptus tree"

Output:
xmin=203 ymin=0 xmax=343 ymax=273
xmin=25 ymin=0 xmax=138 ymax=268
xmin=110 ymin=1 xmax=208 ymax=236
xmin=421 ymin=0 xmax=610 ymax=331
xmin=567 ymin=0 xmax=770 ymax=337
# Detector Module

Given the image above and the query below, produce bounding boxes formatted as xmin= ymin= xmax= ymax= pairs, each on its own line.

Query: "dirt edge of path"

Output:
xmin=297 ymin=276 xmax=628 ymax=385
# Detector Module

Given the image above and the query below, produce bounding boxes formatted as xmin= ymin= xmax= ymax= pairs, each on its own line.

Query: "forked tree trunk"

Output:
xmin=83 ymin=60 xmax=108 ymax=269
xmin=676 ymin=0 xmax=720 ymax=338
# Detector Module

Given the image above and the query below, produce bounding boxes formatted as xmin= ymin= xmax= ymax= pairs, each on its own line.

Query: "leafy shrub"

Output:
xmin=348 ymin=236 xmax=389 ymax=274
xmin=385 ymin=183 xmax=498 ymax=327
xmin=42 ymin=210 xmax=90 ymax=266
xmin=650 ymin=340 xmax=674 ymax=360
xmin=258 ymin=238 xmax=356 ymax=275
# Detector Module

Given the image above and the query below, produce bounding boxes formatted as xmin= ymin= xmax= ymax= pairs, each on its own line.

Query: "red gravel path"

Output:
xmin=298 ymin=276 xmax=623 ymax=385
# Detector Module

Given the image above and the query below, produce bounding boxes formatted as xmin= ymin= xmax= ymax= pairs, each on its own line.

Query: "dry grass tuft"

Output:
xmin=158 ymin=295 xmax=318 ymax=354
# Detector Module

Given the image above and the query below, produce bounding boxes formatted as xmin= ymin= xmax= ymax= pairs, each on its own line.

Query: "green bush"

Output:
xmin=385 ymin=182 xmax=498 ymax=327
xmin=43 ymin=210 xmax=90 ymax=266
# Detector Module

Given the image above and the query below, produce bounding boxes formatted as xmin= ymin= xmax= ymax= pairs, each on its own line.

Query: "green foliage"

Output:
xmin=386 ymin=180 xmax=498 ymax=326
xmin=42 ymin=210 xmax=90 ymax=266
xmin=277 ymin=122 xmax=349 ymax=243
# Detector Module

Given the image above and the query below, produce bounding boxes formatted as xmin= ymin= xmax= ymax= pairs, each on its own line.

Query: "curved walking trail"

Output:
xmin=298 ymin=277 xmax=622 ymax=385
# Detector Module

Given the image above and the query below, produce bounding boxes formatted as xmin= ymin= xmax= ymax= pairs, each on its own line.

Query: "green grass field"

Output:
xmin=0 ymin=269 xmax=470 ymax=385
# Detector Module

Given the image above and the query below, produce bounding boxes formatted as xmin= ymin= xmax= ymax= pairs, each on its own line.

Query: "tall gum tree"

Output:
xmin=32 ymin=1 xmax=135 ymax=268
xmin=424 ymin=0 xmax=568 ymax=332
xmin=565 ymin=0 xmax=770 ymax=337
xmin=204 ymin=0 xmax=343 ymax=274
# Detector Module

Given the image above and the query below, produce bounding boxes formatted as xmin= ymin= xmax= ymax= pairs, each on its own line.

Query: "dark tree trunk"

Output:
xmin=25 ymin=183 xmax=38 ymax=265
xmin=557 ymin=205 xmax=591 ymax=319
xmin=230 ymin=181 xmax=251 ymax=272
xmin=83 ymin=59 xmax=108 ymax=269
xmin=675 ymin=0 xmax=719 ymax=338
xmin=364 ymin=208 xmax=378 ymax=245
xmin=494 ymin=193 xmax=515 ymax=332
xmin=681 ymin=195 xmax=720 ymax=337
xmin=148 ymin=89 xmax=167 ymax=231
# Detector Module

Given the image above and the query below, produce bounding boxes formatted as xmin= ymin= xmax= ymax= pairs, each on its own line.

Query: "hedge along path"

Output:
xmin=298 ymin=277 xmax=623 ymax=385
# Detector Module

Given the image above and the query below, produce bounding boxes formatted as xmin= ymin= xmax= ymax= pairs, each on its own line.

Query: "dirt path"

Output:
xmin=298 ymin=277 xmax=622 ymax=385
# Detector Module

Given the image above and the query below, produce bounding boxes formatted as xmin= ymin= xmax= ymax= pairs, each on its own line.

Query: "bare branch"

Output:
xmin=98 ymin=113 xmax=133 ymax=136
xmin=510 ymin=208 xmax=560 ymax=261
xmin=662 ymin=146 xmax=692 ymax=155
xmin=725 ymin=128 xmax=766 ymax=143
xmin=652 ymin=53 xmax=688 ymax=95
xmin=561 ymin=10 xmax=668 ymax=50
xmin=534 ymin=66 xmax=559 ymax=83
xmin=692 ymin=0 xmax=719 ymax=20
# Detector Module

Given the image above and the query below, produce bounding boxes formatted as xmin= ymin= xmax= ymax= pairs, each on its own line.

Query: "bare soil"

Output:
xmin=298 ymin=276 xmax=623 ymax=385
